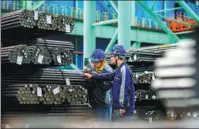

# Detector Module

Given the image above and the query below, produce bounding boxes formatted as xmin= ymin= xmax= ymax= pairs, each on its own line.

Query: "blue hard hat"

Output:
xmin=90 ymin=49 xmax=105 ymax=62
xmin=111 ymin=44 xmax=126 ymax=58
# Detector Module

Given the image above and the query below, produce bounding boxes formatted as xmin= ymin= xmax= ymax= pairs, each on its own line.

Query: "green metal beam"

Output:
xmin=105 ymin=29 xmax=118 ymax=53
xmin=33 ymin=1 xmax=45 ymax=10
xmin=118 ymin=1 xmax=131 ymax=49
xmin=150 ymin=0 xmax=156 ymax=10
xmin=83 ymin=1 xmax=96 ymax=67
xmin=69 ymin=21 xmax=171 ymax=44
xmin=137 ymin=1 xmax=180 ymax=43
xmin=153 ymin=7 xmax=182 ymax=13
xmin=156 ymin=13 xmax=197 ymax=26
xmin=70 ymin=64 xmax=81 ymax=71
xmin=176 ymin=1 xmax=199 ymax=23
xmin=92 ymin=19 xmax=118 ymax=26
xmin=108 ymin=1 xmax=118 ymax=13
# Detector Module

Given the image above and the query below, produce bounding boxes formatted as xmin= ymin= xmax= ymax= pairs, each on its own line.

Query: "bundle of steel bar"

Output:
xmin=2 ymin=83 xmax=88 ymax=105
xmin=1 ymin=9 xmax=37 ymax=30
xmin=133 ymin=71 xmax=155 ymax=84
xmin=36 ymin=38 xmax=74 ymax=65
xmin=1 ymin=103 xmax=94 ymax=121
xmin=1 ymin=9 xmax=74 ymax=33
xmin=1 ymin=45 xmax=31 ymax=65
xmin=2 ymin=68 xmax=94 ymax=88
xmin=106 ymin=45 xmax=177 ymax=65
xmin=1 ymin=42 xmax=73 ymax=65
xmin=152 ymin=39 xmax=199 ymax=113
xmin=135 ymin=89 xmax=157 ymax=101
xmin=126 ymin=44 xmax=177 ymax=63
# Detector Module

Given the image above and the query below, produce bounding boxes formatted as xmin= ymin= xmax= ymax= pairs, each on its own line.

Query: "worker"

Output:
xmin=84 ymin=44 xmax=135 ymax=121
xmin=84 ymin=49 xmax=113 ymax=122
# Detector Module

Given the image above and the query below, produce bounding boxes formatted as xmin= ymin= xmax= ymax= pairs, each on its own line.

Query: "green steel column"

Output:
xmin=105 ymin=29 xmax=118 ymax=53
xmin=83 ymin=1 xmax=96 ymax=66
xmin=22 ymin=1 xmax=26 ymax=9
xmin=131 ymin=1 xmax=135 ymax=25
xmin=26 ymin=1 xmax=32 ymax=9
xmin=118 ymin=1 xmax=131 ymax=50
xmin=164 ymin=1 xmax=167 ymax=17
xmin=176 ymin=1 xmax=199 ymax=23
xmin=76 ymin=0 xmax=79 ymax=18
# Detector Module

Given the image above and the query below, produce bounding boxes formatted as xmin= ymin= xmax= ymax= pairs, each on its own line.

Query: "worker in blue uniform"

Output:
xmin=84 ymin=49 xmax=113 ymax=121
xmin=84 ymin=44 xmax=135 ymax=121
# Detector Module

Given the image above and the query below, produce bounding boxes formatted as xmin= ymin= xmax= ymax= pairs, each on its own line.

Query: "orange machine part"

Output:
xmin=166 ymin=15 xmax=197 ymax=32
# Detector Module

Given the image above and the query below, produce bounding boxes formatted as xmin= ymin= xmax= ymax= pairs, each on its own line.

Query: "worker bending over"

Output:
xmin=85 ymin=49 xmax=113 ymax=121
xmin=84 ymin=44 xmax=135 ymax=121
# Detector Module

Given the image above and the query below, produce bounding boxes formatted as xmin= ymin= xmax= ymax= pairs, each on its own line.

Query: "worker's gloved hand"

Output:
xmin=83 ymin=73 xmax=92 ymax=79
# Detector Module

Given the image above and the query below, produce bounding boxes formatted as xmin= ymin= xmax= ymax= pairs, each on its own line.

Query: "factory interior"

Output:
xmin=1 ymin=0 xmax=199 ymax=128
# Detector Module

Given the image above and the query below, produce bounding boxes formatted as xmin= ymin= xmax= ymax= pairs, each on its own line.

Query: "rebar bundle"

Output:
xmin=126 ymin=44 xmax=177 ymax=63
xmin=1 ymin=9 xmax=37 ymax=30
xmin=1 ymin=42 xmax=73 ymax=66
xmin=29 ymin=46 xmax=52 ymax=65
xmin=151 ymin=40 xmax=197 ymax=108
xmin=133 ymin=72 xmax=155 ymax=84
xmin=2 ymin=83 xmax=88 ymax=105
xmin=37 ymin=39 xmax=74 ymax=65
xmin=135 ymin=90 xmax=157 ymax=101
xmin=2 ymin=68 xmax=94 ymax=88
xmin=37 ymin=13 xmax=58 ymax=30
xmin=1 ymin=45 xmax=31 ymax=65
xmin=106 ymin=44 xmax=177 ymax=65
xmin=56 ymin=15 xmax=75 ymax=32
xmin=1 ymin=9 xmax=74 ymax=33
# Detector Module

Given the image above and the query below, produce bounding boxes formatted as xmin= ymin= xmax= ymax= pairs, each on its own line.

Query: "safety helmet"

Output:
xmin=90 ymin=49 xmax=105 ymax=62
xmin=111 ymin=44 xmax=126 ymax=58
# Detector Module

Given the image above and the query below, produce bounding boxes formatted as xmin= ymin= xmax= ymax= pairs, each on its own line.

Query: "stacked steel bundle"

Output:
xmin=2 ymin=83 xmax=88 ymax=105
xmin=1 ymin=39 xmax=74 ymax=66
xmin=135 ymin=90 xmax=157 ymax=101
xmin=36 ymin=39 xmax=74 ymax=65
xmin=133 ymin=71 xmax=155 ymax=84
xmin=152 ymin=39 xmax=199 ymax=113
xmin=2 ymin=68 xmax=93 ymax=88
xmin=1 ymin=9 xmax=74 ymax=33
xmin=2 ymin=68 xmax=94 ymax=106
xmin=1 ymin=9 xmax=37 ymax=30
xmin=125 ymin=44 xmax=177 ymax=63
xmin=1 ymin=45 xmax=31 ymax=65
xmin=151 ymin=27 xmax=199 ymax=120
